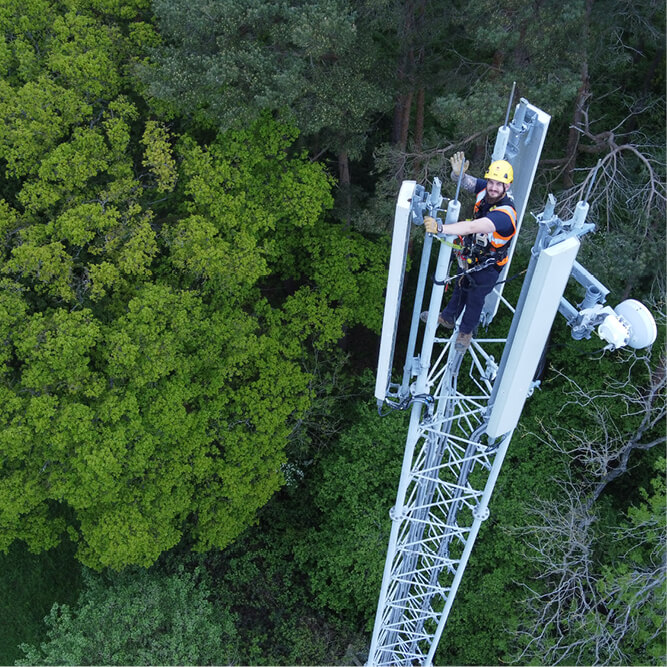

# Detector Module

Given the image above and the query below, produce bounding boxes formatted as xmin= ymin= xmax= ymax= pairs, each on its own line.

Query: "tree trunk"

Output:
xmin=392 ymin=89 xmax=413 ymax=182
xmin=412 ymin=86 xmax=425 ymax=178
xmin=338 ymin=149 xmax=351 ymax=227
xmin=562 ymin=61 xmax=590 ymax=189
xmin=398 ymin=89 xmax=413 ymax=151
xmin=563 ymin=0 xmax=593 ymax=188
xmin=338 ymin=149 xmax=350 ymax=188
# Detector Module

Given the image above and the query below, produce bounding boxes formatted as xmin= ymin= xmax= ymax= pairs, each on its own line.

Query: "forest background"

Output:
xmin=0 ymin=0 xmax=664 ymax=665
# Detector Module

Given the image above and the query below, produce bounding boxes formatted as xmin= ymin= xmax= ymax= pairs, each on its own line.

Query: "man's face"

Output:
xmin=486 ymin=178 xmax=507 ymax=202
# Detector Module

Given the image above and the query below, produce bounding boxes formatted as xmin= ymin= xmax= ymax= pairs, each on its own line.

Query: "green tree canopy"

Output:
xmin=142 ymin=0 xmax=394 ymax=159
xmin=292 ymin=400 xmax=408 ymax=626
xmin=0 ymin=0 xmax=388 ymax=570
xmin=17 ymin=566 xmax=239 ymax=666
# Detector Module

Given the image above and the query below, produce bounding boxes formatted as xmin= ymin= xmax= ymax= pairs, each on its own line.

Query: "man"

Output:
xmin=422 ymin=152 xmax=517 ymax=352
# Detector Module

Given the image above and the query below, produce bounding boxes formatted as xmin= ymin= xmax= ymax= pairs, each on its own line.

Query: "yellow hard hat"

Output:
xmin=485 ymin=160 xmax=514 ymax=184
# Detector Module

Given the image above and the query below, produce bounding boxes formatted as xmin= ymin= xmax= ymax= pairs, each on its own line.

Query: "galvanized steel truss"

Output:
xmin=369 ymin=331 xmax=512 ymax=666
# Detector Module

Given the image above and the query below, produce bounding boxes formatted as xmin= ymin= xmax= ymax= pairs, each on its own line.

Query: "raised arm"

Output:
xmin=449 ymin=151 xmax=476 ymax=193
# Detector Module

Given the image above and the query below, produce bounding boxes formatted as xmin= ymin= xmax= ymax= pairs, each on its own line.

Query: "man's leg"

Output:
xmin=440 ymin=274 xmax=468 ymax=324
xmin=458 ymin=266 xmax=501 ymax=334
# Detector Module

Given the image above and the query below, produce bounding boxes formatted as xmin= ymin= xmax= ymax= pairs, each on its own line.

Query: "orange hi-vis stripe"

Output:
xmin=489 ymin=205 xmax=517 ymax=243
xmin=472 ymin=187 xmax=517 ymax=265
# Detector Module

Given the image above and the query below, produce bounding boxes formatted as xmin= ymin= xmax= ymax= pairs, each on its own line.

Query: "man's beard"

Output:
xmin=486 ymin=191 xmax=504 ymax=205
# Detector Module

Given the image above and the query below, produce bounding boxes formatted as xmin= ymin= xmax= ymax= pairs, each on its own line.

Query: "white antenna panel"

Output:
xmin=486 ymin=236 xmax=581 ymax=439
xmin=374 ymin=181 xmax=416 ymax=403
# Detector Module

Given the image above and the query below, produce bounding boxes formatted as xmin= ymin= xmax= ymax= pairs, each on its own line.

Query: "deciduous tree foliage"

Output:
xmin=0 ymin=0 xmax=387 ymax=570
xmin=195 ymin=395 xmax=411 ymax=664
xmin=17 ymin=567 xmax=239 ymax=666
xmin=292 ymin=400 xmax=408 ymax=626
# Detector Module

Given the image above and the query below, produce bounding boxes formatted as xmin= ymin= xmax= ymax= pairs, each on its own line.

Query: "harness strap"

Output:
xmin=433 ymin=256 xmax=497 ymax=286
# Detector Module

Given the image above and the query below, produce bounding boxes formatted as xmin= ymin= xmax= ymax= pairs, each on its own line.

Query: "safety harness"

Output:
xmin=457 ymin=188 xmax=517 ymax=269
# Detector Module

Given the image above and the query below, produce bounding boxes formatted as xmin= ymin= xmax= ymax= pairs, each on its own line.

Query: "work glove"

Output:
xmin=450 ymin=151 xmax=469 ymax=178
xmin=424 ymin=216 xmax=440 ymax=234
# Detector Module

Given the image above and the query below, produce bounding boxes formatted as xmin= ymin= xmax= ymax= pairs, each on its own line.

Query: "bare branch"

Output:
xmin=374 ymin=125 xmax=497 ymax=188
xmin=513 ymin=470 xmax=666 ymax=665
xmin=547 ymin=89 xmax=666 ymax=235
xmin=512 ymin=341 xmax=666 ymax=665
